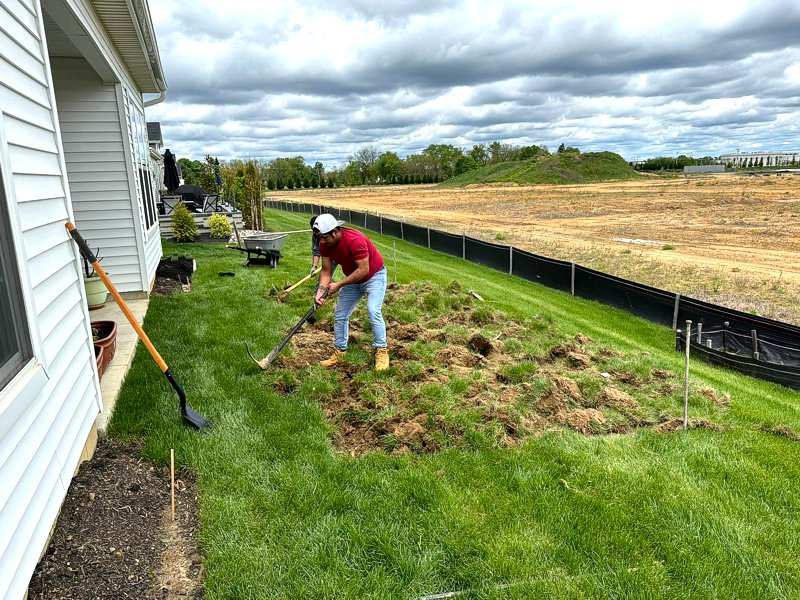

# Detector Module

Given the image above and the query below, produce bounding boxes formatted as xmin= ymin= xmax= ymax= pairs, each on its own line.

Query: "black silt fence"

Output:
xmin=676 ymin=330 xmax=800 ymax=391
xmin=381 ymin=218 xmax=403 ymax=239
xmin=574 ymin=267 xmax=677 ymax=328
xmin=677 ymin=296 xmax=800 ymax=347
xmin=465 ymin=237 xmax=510 ymax=272
xmin=429 ymin=229 xmax=463 ymax=258
xmin=403 ymin=223 xmax=429 ymax=248
xmin=511 ymin=249 xmax=572 ymax=293
xmin=365 ymin=214 xmax=381 ymax=233
xmin=350 ymin=211 xmax=366 ymax=227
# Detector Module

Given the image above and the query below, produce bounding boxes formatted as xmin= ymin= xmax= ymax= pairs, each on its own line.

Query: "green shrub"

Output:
xmin=172 ymin=202 xmax=197 ymax=242
xmin=207 ymin=214 xmax=232 ymax=239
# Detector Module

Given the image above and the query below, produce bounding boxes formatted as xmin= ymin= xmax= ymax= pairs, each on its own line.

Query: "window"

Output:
xmin=0 ymin=168 xmax=32 ymax=389
xmin=123 ymin=87 xmax=158 ymax=231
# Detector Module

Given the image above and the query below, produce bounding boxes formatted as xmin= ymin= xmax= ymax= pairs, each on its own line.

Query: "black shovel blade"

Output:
xmin=182 ymin=405 xmax=212 ymax=430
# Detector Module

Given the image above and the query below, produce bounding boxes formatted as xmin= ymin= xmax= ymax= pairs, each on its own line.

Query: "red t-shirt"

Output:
xmin=320 ymin=228 xmax=384 ymax=281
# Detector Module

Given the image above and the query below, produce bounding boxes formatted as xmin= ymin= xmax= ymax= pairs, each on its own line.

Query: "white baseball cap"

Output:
xmin=312 ymin=214 xmax=345 ymax=234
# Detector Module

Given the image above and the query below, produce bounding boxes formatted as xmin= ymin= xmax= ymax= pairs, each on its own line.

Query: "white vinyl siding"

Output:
xmin=0 ymin=1 xmax=100 ymax=598
xmin=51 ymin=57 xmax=147 ymax=292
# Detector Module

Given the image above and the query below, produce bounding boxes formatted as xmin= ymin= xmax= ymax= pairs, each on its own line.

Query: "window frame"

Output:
xmin=0 ymin=167 xmax=33 ymax=391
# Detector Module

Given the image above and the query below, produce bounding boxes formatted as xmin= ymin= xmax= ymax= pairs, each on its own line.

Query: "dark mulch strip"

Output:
xmin=27 ymin=438 xmax=203 ymax=599
xmin=168 ymin=234 xmax=229 ymax=244
xmin=152 ymin=277 xmax=184 ymax=296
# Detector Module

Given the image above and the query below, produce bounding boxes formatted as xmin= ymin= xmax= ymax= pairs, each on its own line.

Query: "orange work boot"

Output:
xmin=375 ymin=347 xmax=389 ymax=371
xmin=320 ymin=350 xmax=345 ymax=368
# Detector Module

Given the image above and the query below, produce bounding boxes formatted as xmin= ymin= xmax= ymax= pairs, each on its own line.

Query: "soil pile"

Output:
xmin=153 ymin=256 xmax=194 ymax=296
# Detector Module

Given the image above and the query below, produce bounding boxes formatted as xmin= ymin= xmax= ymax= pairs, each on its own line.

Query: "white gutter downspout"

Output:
xmin=144 ymin=89 xmax=166 ymax=107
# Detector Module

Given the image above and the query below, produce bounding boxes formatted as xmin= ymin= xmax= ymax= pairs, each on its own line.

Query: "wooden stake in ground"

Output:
xmin=683 ymin=320 xmax=692 ymax=429
xmin=170 ymin=448 xmax=175 ymax=521
xmin=393 ymin=240 xmax=397 ymax=284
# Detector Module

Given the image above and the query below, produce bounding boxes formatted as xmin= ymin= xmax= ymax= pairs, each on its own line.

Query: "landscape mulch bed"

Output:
xmin=27 ymin=438 xmax=203 ymax=599
xmin=153 ymin=257 xmax=194 ymax=296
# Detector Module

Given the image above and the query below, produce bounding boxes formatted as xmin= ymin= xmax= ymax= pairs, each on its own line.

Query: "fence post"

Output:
xmin=696 ymin=322 xmax=702 ymax=344
xmin=509 ymin=246 xmax=513 ymax=274
xmin=751 ymin=330 xmax=760 ymax=361
xmin=684 ymin=320 xmax=692 ymax=429
xmin=672 ymin=293 xmax=681 ymax=330
xmin=462 ymin=232 xmax=466 ymax=260
xmin=380 ymin=215 xmax=383 ymax=235
xmin=427 ymin=228 xmax=431 ymax=249
xmin=401 ymin=222 xmax=404 ymax=240
xmin=364 ymin=212 xmax=368 ymax=228
xmin=570 ymin=263 xmax=575 ymax=295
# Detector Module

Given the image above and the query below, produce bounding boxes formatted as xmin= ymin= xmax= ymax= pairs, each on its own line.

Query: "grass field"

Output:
xmin=110 ymin=208 xmax=800 ymax=598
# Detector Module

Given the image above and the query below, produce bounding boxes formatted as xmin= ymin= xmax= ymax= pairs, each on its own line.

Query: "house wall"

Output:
xmin=51 ymin=57 xmax=147 ymax=292
xmin=0 ymin=0 xmax=101 ymax=597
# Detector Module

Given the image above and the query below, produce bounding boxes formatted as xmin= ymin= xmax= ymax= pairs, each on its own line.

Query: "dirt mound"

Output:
xmin=435 ymin=345 xmax=483 ymax=367
xmin=565 ymin=409 xmax=607 ymax=434
xmin=553 ymin=376 xmax=583 ymax=402
xmin=596 ymin=387 xmax=640 ymax=409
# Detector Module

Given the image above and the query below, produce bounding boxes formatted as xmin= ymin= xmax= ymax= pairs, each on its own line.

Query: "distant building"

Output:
xmin=718 ymin=151 xmax=800 ymax=167
xmin=684 ymin=165 xmax=726 ymax=174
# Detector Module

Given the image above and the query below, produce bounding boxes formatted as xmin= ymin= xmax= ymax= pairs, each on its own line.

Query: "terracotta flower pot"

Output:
xmin=91 ymin=320 xmax=117 ymax=371
xmin=94 ymin=344 xmax=105 ymax=381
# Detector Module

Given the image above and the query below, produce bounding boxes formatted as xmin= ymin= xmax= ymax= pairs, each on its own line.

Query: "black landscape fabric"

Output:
xmin=574 ymin=266 xmax=677 ymax=327
xmin=511 ymin=249 xmax=572 ymax=293
xmin=403 ymin=223 xmax=429 ymax=247
xmin=381 ymin=218 xmax=403 ymax=239
xmin=465 ymin=237 xmax=510 ymax=272
xmin=429 ymin=229 xmax=463 ymax=258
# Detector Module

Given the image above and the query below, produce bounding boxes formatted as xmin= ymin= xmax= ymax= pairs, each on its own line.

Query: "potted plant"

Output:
xmin=91 ymin=320 xmax=117 ymax=372
xmin=94 ymin=344 xmax=105 ymax=381
xmin=81 ymin=244 xmax=107 ymax=309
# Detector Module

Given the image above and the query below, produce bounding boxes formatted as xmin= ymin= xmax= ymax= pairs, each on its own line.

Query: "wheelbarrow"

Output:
xmin=228 ymin=233 xmax=287 ymax=267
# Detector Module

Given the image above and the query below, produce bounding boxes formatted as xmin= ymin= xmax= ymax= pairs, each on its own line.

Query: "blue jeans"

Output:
xmin=333 ymin=267 xmax=387 ymax=350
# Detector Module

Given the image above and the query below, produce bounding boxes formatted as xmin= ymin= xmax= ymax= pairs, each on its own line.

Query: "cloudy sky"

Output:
xmin=145 ymin=0 xmax=800 ymax=165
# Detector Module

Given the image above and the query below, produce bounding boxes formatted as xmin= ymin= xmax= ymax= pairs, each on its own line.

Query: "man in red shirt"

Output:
xmin=313 ymin=213 xmax=389 ymax=371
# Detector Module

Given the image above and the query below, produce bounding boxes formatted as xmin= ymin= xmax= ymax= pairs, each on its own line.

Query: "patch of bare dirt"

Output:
xmin=761 ymin=425 xmax=800 ymax=441
xmin=596 ymin=387 xmax=641 ymax=410
xmin=698 ymin=387 xmax=731 ymax=407
xmin=27 ymin=438 xmax=203 ymax=599
xmin=564 ymin=409 xmax=607 ymax=434
xmin=655 ymin=418 xmax=723 ymax=433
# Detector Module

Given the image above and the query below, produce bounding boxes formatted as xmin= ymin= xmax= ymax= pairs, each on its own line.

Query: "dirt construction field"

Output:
xmin=276 ymin=173 xmax=800 ymax=325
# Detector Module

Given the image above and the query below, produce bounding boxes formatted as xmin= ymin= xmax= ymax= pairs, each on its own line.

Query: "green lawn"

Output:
xmin=109 ymin=208 xmax=800 ymax=599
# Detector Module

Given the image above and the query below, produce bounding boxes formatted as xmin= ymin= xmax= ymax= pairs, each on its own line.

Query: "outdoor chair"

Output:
xmin=202 ymin=194 xmax=220 ymax=212
xmin=162 ymin=195 xmax=182 ymax=215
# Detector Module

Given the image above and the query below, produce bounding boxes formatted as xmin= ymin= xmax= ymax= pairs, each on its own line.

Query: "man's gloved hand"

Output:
xmin=310 ymin=265 xmax=318 ymax=276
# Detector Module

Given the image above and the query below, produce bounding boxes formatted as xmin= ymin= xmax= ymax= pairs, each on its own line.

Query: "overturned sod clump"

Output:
xmin=262 ymin=282 xmax=728 ymax=455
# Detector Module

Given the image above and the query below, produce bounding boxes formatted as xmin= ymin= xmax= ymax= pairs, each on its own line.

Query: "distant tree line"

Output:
xmin=172 ymin=140 xmax=576 ymax=219
xmin=632 ymin=155 xmax=717 ymax=171
xmin=196 ymin=141 xmax=554 ymax=194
